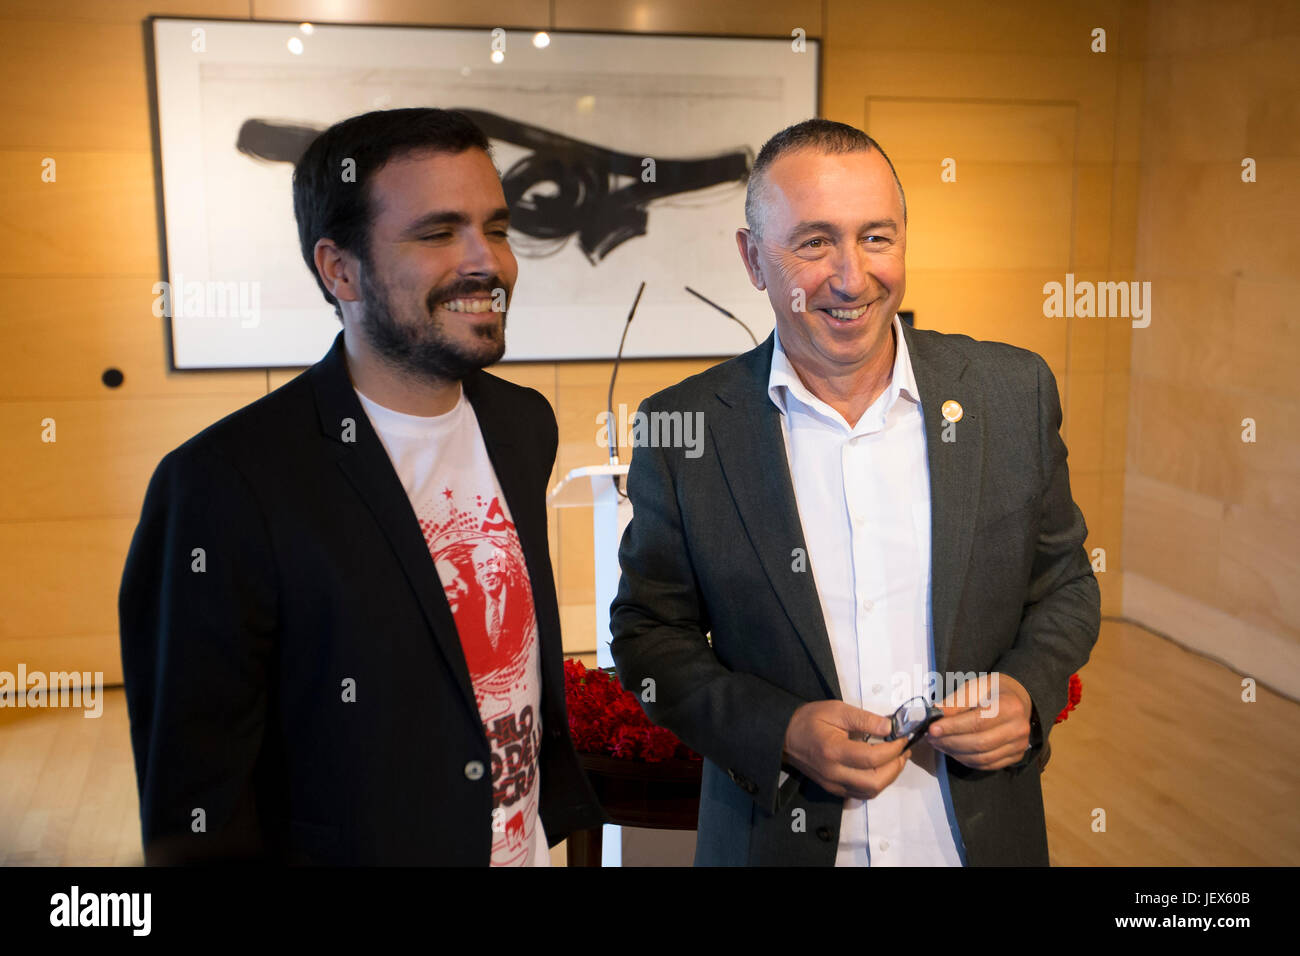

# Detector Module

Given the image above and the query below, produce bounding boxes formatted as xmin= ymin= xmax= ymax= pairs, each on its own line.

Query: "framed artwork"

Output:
xmin=150 ymin=18 xmax=821 ymax=368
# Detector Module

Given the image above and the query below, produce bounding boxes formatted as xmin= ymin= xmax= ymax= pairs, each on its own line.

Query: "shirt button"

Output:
xmin=464 ymin=760 xmax=485 ymax=781
xmin=861 ymin=599 xmax=874 ymax=612
xmin=879 ymin=840 xmax=890 ymax=851
xmin=872 ymin=684 xmax=883 ymax=694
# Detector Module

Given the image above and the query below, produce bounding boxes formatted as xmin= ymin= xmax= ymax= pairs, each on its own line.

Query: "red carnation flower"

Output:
xmin=564 ymin=658 xmax=699 ymax=762
xmin=1054 ymin=673 xmax=1083 ymax=724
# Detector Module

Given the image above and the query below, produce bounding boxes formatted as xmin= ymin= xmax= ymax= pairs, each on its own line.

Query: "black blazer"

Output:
xmin=119 ymin=332 xmax=606 ymax=864
xmin=611 ymin=325 xmax=1100 ymax=865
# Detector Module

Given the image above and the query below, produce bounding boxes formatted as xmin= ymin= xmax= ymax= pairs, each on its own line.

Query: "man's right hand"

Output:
xmin=782 ymin=700 xmax=911 ymax=799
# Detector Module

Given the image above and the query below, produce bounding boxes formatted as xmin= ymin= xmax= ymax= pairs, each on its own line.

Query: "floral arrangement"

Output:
xmin=1054 ymin=673 xmax=1083 ymax=725
xmin=563 ymin=659 xmax=700 ymax=763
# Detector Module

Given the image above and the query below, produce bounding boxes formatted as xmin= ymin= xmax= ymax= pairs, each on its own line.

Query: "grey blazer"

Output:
xmin=609 ymin=323 xmax=1100 ymax=866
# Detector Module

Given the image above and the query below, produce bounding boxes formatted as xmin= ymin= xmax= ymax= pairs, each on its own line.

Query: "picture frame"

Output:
xmin=150 ymin=18 xmax=821 ymax=368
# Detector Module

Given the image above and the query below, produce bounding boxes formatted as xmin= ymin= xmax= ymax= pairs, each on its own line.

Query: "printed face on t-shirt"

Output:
xmin=435 ymin=555 xmax=470 ymax=613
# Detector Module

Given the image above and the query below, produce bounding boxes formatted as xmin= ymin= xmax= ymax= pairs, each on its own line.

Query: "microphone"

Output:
xmin=684 ymin=286 xmax=758 ymax=347
xmin=607 ymin=281 xmax=646 ymax=467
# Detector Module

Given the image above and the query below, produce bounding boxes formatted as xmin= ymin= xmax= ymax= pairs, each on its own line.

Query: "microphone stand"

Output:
xmin=606 ymin=281 xmax=646 ymax=496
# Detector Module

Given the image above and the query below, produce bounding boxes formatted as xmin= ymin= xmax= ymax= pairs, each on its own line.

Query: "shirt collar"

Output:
xmin=768 ymin=312 xmax=920 ymax=426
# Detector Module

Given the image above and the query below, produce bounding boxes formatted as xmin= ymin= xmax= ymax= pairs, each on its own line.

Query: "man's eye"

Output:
xmin=422 ymin=233 xmax=452 ymax=241
xmin=489 ymin=228 xmax=510 ymax=238
xmin=802 ymin=238 xmax=827 ymax=249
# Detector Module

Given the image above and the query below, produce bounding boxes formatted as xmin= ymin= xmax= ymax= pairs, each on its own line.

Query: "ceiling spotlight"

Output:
xmin=287 ymin=36 xmax=304 ymax=55
xmin=533 ymin=32 xmax=550 ymax=48
xmin=299 ymin=22 xmax=314 ymax=35
xmin=490 ymin=49 xmax=504 ymax=64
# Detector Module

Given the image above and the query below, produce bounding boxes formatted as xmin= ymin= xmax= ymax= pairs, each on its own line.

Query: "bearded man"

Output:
xmin=120 ymin=108 xmax=605 ymax=865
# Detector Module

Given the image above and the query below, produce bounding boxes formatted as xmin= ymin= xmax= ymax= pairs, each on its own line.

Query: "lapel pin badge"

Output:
xmin=941 ymin=399 xmax=964 ymax=423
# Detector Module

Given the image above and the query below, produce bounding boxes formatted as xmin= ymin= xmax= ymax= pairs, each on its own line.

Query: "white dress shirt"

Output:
xmin=768 ymin=314 xmax=967 ymax=866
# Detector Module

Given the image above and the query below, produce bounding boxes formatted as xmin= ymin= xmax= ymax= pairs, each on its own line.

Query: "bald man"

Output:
xmin=611 ymin=118 xmax=1099 ymax=866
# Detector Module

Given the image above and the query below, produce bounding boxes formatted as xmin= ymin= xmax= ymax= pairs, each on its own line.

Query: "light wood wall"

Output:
xmin=1123 ymin=0 xmax=1300 ymax=696
xmin=1 ymin=0 xmax=1142 ymax=682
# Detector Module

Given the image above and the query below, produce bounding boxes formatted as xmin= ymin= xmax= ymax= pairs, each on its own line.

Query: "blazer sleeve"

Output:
xmin=118 ymin=443 xmax=279 ymax=863
xmin=610 ymin=401 xmax=807 ymax=815
xmin=994 ymin=354 xmax=1101 ymax=769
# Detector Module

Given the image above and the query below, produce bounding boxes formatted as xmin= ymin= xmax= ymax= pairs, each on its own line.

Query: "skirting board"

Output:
xmin=1121 ymin=571 xmax=1300 ymax=701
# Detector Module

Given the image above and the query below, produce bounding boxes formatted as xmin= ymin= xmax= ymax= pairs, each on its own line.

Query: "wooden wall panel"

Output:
xmin=0 ymin=518 xmax=137 ymax=681
xmin=0 ymin=1 xmax=248 ymax=23
xmin=895 ymin=161 xmax=1076 ymax=271
xmin=554 ymin=0 xmax=823 ymax=37
xmin=900 ymin=269 xmax=1070 ymax=371
xmin=0 ymin=21 xmax=160 ymax=152
xmin=0 ymin=395 xmax=260 ymax=524
xmin=0 ymin=151 xmax=160 ymax=277
xmin=1230 ymin=277 xmax=1300 ymax=400
xmin=252 ymin=0 xmax=548 ymax=27
xmin=1 ymin=0 xmax=1151 ymax=676
xmin=0 ymin=276 xmax=264 ymax=401
xmin=1126 ymin=0 xmax=1300 ymax=680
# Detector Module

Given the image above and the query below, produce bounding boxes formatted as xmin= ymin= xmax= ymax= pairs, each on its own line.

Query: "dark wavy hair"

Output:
xmin=292 ymin=108 xmax=492 ymax=319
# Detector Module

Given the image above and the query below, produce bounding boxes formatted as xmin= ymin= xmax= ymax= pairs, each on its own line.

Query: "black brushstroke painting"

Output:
xmin=235 ymin=112 xmax=752 ymax=264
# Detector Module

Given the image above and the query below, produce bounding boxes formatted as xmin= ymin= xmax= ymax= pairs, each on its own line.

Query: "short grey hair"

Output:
xmin=744 ymin=118 xmax=907 ymax=238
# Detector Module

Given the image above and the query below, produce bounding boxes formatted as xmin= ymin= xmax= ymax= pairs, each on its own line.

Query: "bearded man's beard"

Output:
xmin=357 ymin=261 xmax=507 ymax=382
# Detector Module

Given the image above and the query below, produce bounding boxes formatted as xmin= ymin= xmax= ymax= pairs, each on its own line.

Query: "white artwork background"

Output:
xmin=154 ymin=20 xmax=818 ymax=367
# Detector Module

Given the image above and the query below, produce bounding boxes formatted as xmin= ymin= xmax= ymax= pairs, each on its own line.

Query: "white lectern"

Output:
xmin=548 ymin=464 xmax=631 ymax=866
xmin=547 ymin=464 xmax=632 ymax=673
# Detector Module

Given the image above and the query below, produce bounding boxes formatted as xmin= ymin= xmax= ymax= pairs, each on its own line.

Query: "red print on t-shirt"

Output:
xmin=417 ymin=490 xmax=542 ymax=865
xmin=419 ymin=493 xmax=535 ymax=695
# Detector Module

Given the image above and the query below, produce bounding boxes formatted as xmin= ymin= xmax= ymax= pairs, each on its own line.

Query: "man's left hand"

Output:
xmin=924 ymin=672 xmax=1034 ymax=771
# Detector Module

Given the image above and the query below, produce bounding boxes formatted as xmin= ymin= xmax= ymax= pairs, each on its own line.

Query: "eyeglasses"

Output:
xmin=888 ymin=697 xmax=945 ymax=749
xmin=850 ymin=696 xmax=944 ymax=751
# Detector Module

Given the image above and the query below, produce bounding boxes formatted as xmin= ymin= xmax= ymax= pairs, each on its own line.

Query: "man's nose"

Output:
xmin=831 ymin=243 xmax=872 ymax=301
xmin=457 ymin=228 xmax=500 ymax=277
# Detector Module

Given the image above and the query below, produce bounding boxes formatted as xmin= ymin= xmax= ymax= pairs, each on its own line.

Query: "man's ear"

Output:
xmin=735 ymin=228 xmax=766 ymax=292
xmin=314 ymin=238 xmax=362 ymax=308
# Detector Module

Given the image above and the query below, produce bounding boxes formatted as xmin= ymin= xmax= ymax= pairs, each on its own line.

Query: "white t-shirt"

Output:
xmin=356 ymin=385 xmax=550 ymax=867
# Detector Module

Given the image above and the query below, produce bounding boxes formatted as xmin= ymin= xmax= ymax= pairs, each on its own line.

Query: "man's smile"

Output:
xmin=438 ymin=296 xmax=495 ymax=313
xmin=814 ymin=301 xmax=874 ymax=326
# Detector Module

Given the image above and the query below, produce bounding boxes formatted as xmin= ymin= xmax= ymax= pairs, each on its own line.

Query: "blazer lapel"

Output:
xmin=461 ymin=373 xmax=533 ymax=559
xmin=709 ymin=338 xmax=843 ymax=700
xmin=900 ymin=322 xmax=982 ymax=678
xmin=710 ymin=322 xmax=985 ymax=700
xmin=307 ymin=332 xmax=482 ymax=726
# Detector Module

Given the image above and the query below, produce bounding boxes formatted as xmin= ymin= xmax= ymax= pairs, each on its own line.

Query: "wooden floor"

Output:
xmin=2 ymin=619 xmax=1296 ymax=866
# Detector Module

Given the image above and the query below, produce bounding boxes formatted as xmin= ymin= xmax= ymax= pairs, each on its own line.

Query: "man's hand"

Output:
xmin=782 ymin=700 xmax=910 ymax=799
xmin=926 ymin=672 xmax=1034 ymax=771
